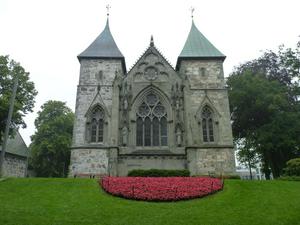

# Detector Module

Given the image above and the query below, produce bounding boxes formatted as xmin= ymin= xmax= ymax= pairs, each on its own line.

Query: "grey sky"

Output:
xmin=0 ymin=0 xmax=299 ymax=145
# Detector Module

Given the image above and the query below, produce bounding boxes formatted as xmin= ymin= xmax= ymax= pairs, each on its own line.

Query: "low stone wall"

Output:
xmin=69 ymin=148 xmax=109 ymax=177
xmin=3 ymin=154 xmax=27 ymax=177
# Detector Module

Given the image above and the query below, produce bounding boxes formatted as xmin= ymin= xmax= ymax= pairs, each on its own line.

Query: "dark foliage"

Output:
xmin=227 ymin=40 xmax=300 ymax=178
xmin=30 ymin=101 xmax=74 ymax=177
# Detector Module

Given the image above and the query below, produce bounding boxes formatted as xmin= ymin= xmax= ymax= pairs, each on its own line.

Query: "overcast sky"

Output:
xmin=0 ymin=0 xmax=299 ymax=145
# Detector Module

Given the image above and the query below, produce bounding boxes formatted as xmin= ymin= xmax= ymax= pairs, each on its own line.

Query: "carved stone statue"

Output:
xmin=176 ymin=99 xmax=180 ymax=110
xmin=123 ymin=98 xmax=128 ymax=110
xmin=122 ymin=126 xmax=128 ymax=146
xmin=176 ymin=127 xmax=182 ymax=146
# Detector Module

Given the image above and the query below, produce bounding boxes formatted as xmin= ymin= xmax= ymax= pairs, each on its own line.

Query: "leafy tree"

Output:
xmin=0 ymin=55 xmax=37 ymax=143
xmin=30 ymin=101 xmax=74 ymax=177
xmin=236 ymin=139 xmax=259 ymax=180
xmin=227 ymin=41 xmax=300 ymax=178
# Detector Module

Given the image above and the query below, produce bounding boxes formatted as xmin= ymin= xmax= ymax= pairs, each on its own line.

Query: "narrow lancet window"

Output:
xmin=88 ymin=106 xmax=105 ymax=143
xmin=202 ymin=106 xmax=214 ymax=142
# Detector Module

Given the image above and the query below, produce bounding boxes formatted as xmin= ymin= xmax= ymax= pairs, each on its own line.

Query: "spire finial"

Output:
xmin=106 ymin=4 xmax=111 ymax=17
xmin=190 ymin=7 xmax=195 ymax=19
xmin=150 ymin=35 xmax=154 ymax=47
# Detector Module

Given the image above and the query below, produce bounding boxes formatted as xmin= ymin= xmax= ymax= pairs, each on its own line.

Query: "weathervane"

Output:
xmin=190 ymin=7 xmax=195 ymax=19
xmin=106 ymin=4 xmax=111 ymax=17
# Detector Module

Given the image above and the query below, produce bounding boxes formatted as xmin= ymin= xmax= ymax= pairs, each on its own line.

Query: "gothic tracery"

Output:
xmin=136 ymin=93 xmax=168 ymax=146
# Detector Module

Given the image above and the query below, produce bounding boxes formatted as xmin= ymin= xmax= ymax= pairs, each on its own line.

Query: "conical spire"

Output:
xmin=78 ymin=18 xmax=124 ymax=60
xmin=78 ymin=15 xmax=126 ymax=72
xmin=176 ymin=20 xmax=225 ymax=70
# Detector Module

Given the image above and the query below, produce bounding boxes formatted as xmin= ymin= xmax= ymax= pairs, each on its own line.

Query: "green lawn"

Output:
xmin=0 ymin=178 xmax=299 ymax=225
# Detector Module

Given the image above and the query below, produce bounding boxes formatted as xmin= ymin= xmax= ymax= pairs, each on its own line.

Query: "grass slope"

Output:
xmin=0 ymin=178 xmax=299 ymax=225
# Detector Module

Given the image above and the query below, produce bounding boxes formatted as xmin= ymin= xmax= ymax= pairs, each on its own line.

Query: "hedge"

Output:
xmin=128 ymin=169 xmax=190 ymax=177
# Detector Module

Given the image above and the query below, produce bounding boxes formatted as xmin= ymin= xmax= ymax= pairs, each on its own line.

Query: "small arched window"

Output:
xmin=202 ymin=106 xmax=214 ymax=142
xmin=89 ymin=106 xmax=104 ymax=143
xmin=136 ymin=93 xmax=168 ymax=146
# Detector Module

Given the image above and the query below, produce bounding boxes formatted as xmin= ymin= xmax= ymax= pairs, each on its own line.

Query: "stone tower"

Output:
xmin=176 ymin=20 xmax=235 ymax=175
xmin=69 ymin=15 xmax=235 ymax=177
xmin=69 ymin=18 xmax=125 ymax=177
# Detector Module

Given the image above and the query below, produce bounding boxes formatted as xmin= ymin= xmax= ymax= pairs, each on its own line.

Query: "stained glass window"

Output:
xmin=153 ymin=118 xmax=160 ymax=146
xmin=89 ymin=106 xmax=104 ymax=143
xmin=136 ymin=93 xmax=168 ymax=146
xmin=136 ymin=118 xmax=143 ymax=146
xmin=202 ymin=106 xmax=214 ymax=142
xmin=144 ymin=117 xmax=151 ymax=146
xmin=160 ymin=117 xmax=168 ymax=146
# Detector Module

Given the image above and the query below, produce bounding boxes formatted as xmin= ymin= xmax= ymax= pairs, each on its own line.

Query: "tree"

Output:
xmin=227 ymin=41 xmax=300 ymax=178
xmin=30 ymin=101 xmax=74 ymax=177
xmin=236 ymin=139 xmax=259 ymax=180
xmin=0 ymin=55 xmax=37 ymax=143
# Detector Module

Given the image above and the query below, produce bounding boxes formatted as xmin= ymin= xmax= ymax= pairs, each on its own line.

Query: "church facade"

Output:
xmin=69 ymin=17 xmax=235 ymax=177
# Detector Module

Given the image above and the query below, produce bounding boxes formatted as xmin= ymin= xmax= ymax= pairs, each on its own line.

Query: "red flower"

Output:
xmin=100 ymin=176 xmax=223 ymax=201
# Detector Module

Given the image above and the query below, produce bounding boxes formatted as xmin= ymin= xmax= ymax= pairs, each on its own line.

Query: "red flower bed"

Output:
xmin=100 ymin=176 xmax=223 ymax=201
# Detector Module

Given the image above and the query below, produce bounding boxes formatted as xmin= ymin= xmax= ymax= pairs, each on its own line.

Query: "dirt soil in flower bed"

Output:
xmin=100 ymin=176 xmax=223 ymax=201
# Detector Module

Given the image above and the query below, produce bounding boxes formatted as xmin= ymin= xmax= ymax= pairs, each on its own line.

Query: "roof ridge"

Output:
xmin=127 ymin=46 xmax=149 ymax=73
xmin=153 ymin=46 xmax=175 ymax=71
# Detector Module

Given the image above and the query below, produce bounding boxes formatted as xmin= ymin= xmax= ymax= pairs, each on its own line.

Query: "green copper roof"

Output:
xmin=78 ymin=18 xmax=126 ymax=71
xmin=179 ymin=20 xmax=225 ymax=59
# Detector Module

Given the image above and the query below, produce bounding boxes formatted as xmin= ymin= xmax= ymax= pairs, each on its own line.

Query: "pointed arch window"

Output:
xmin=202 ymin=106 xmax=214 ymax=142
xmin=136 ymin=93 xmax=168 ymax=146
xmin=89 ymin=105 xmax=104 ymax=143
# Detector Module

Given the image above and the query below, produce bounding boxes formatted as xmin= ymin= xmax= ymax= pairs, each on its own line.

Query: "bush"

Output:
xmin=128 ymin=169 xmax=190 ymax=177
xmin=284 ymin=158 xmax=300 ymax=176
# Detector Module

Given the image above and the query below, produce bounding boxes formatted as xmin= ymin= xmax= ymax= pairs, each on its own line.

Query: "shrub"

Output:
xmin=284 ymin=158 xmax=300 ymax=176
xmin=128 ymin=169 xmax=190 ymax=177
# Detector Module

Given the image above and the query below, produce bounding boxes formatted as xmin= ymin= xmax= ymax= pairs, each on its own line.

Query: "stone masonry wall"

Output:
xmin=180 ymin=59 xmax=235 ymax=175
xmin=187 ymin=148 xmax=235 ymax=176
xmin=69 ymin=148 xmax=108 ymax=177
xmin=70 ymin=58 xmax=123 ymax=177
xmin=3 ymin=154 xmax=27 ymax=177
xmin=72 ymin=59 xmax=123 ymax=147
xmin=180 ymin=59 xmax=233 ymax=147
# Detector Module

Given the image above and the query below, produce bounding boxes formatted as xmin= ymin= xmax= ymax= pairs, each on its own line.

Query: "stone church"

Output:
xmin=69 ymin=15 xmax=235 ymax=177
